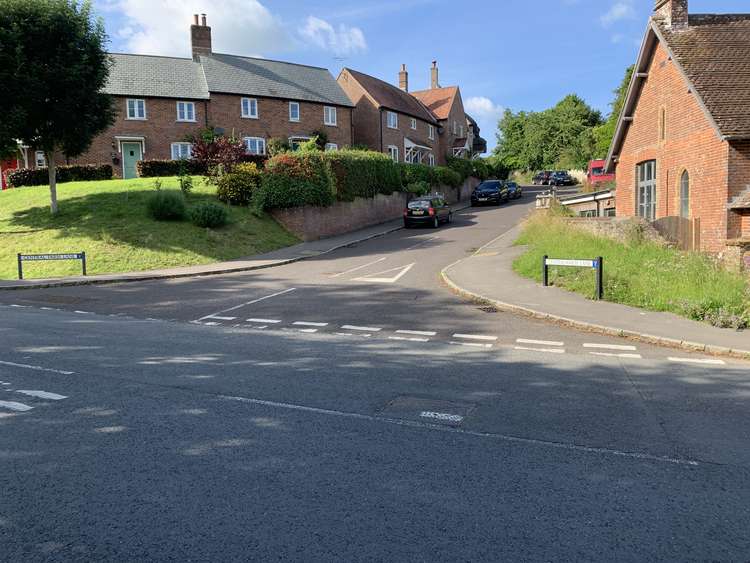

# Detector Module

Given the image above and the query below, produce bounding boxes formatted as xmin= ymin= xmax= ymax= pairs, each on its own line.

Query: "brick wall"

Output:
xmin=380 ymin=110 xmax=437 ymax=163
xmin=437 ymin=91 xmax=468 ymax=165
xmin=728 ymin=140 xmax=750 ymax=240
xmin=337 ymin=70 xmax=382 ymax=150
xmin=614 ymin=40 xmax=730 ymax=252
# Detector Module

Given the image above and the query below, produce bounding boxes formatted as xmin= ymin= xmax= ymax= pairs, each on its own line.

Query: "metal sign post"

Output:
xmin=542 ymin=255 xmax=604 ymax=300
xmin=17 ymin=252 xmax=87 ymax=280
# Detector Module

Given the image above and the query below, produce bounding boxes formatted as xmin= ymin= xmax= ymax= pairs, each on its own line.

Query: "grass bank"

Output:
xmin=0 ymin=177 xmax=298 ymax=280
xmin=513 ymin=212 xmax=750 ymax=329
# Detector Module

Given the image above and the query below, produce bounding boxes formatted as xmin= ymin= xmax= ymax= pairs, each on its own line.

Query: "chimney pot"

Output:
xmin=193 ymin=14 xmax=199 ymax=25
xmin=431 ymin=61 xmax=440 ymax=89
xmin=654 ymin=0 xmax=688 ymax=31
xmin=398 ymin=64 xmax=409 ymax=92
xmin=201 ymin=14 xmax=207 ymax=26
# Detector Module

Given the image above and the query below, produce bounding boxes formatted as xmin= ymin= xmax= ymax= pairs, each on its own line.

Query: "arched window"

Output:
xmin=680 ymin=170 xmax=690 ymax=218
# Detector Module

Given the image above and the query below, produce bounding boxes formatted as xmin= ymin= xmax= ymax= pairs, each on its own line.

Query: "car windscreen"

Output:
xmin=591 ymin=167 xmax=605 ymax=175
xmin=408 ymin=200 xmax=431 ymax=209
xmin=477 ymin=182 xmax=500 ymax=191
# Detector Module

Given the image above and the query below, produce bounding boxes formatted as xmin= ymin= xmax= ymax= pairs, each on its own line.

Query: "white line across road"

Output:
xmin=197 ymin=288 xmax=297 ymax=321
xmin=389 ymin=336 xmax=430 ymax=343
xmin=328 ymin=257 xmax=387 ymax=278
xmin=247 ymin=318 xmax=282 ymax=324
xmin=668 ymin=357 xmax=726 ymax=366
xmin=517 ymin=338 xmax=564 ymax=347
xmin=583 ymin=343 xmax=638 ymax=351
xmin=453 ymin=334 xmax=498 ymax=342
xmin=0 ymin=360 xmax=74 ymax=375
xmin=205 ymin=316 xmax=237 ymax=322
xmin=341 ymin=325 xmax=383 ymax=332
xmin=0 ymin=400 xmax=34 ymax=412
xmin=514 ymin=346 xmax=566 ymax=355
xmin=16 ymin=390 xmax=68 ymax=400
xmin=293 ymin=321 xmax=329 ymax=327
xmin=420 ymin=411 xmax=464 ymax=423
xmin=589 ymin=352 xmax=643 ymax=359
xmin=396 ymin=330 xmax=438 ymax=337
xmin=352 ymin=263 xmax=415 ymax=284
xmin=450 ymin=341 xmax=493 ymax=349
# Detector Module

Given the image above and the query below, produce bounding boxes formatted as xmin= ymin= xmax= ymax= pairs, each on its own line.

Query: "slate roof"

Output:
xmin=410 ymin=87 xmax=459 ymax=121
xmin=656 ymin=14 xmax=750 ymax=139
xmin=104 ymin=52 xmax=352 ymax=106
xmin=105 ymin=54 xmax=209 ymax=99
xmin=343 ymin=68 xmax=437 ymax=123
xmin=200 ymin=54 xmax=353 ymax=107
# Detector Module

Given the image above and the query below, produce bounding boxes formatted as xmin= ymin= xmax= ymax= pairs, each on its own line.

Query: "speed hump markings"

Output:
xmin=352 ymin=263 xmax=415 ymax=284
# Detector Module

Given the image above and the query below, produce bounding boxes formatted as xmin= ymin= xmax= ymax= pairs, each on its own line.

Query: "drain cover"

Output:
xmin=379 ymin=396 xmax=475 ymax=427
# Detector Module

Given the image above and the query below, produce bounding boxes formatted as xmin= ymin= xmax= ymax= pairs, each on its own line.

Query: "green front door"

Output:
xmin=122 ymin=142 xmax=142 ymax=179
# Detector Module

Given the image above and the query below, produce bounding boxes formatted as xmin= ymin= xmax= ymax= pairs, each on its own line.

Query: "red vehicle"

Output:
xmin=587 ymin=159 xmax=615 ymax=187
xmin=0 ymin=158 xmax=18 ymax=190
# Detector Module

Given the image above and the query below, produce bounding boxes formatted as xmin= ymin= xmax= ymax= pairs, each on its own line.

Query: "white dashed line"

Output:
xmin=247 ymin=318 xmax=282 ymax=324
xmin=205 ymin=316 xmax=237 ymax=321
xmin=329 ymin=257 xmax=387 ymax=278
xmin=589 ymin=352 xmax=643 ymax=359
xmin=293 ymin=321 xmax=329 ymax=327
xmin=516 ymin=338 xmax=564 ymax=347
xmin=450 ymin=341 xmax=493 ymax=349
xmin=341 ymin=325 xmax=383 ymax=332
xmin=0 ymin=360 xmax=74 ymax=375
xmin=284 ymin=328 xmax=318 ymax=334
xmin=389 ymin=336 xmax=430 ymax=343
xmin=203 ymin=322 xmax=220 ymax=326
xmin=16 ymin=390 xmax=68 ymax=400
xmin=396 ymin=330 xmax=438 ymax=337
xmin=583 ymin=343 xmax=638 ymax=351
xmin=420 ymin=411 xmax=464 ymax=423
xmin=74 ymin=310 xmax=93 ymax=315
xmin=0 ymin=400 xmax=34 ymax=412
xmin=452 ymin=334 xmax=498 ymax=342
xmin=197 ymin=287 xmax=297 ymax=321
xmin=668 ymin=357 xmax=726 ymax=365
xmin=334 ymin=332 xmax=372 ymax=338
xmin=514 ymin=346 xmax=566 ymax=354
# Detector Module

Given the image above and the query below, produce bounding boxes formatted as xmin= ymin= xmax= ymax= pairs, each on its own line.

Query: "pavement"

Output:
xmin=442 ymin=225 xmax=750 ymax=360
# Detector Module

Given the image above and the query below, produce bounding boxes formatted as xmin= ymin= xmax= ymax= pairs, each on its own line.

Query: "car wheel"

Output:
xmin=447 ymin=212 xmax=453 ymax=224
xmin=403 ymin=220 xmax=410 ymax=229
xmin=433 ymin=217 xmax=439 ymax=228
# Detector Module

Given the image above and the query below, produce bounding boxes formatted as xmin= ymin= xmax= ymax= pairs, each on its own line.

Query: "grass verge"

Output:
xmin=513 ymin=212 xmax=750 ymax=329
xmin=0 ymin=177 xmax=298 ymax=280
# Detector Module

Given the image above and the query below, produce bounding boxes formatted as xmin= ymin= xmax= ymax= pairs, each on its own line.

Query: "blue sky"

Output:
xmin=95 ymin=0 xmax=748 ymax=151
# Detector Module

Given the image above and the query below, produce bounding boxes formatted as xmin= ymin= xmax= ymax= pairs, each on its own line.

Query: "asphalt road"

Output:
xmin=2 ymin=192 xmax=750 ymax=561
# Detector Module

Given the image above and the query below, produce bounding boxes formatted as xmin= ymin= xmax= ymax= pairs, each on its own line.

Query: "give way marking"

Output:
xmin=352 ymin=263 xmax=415 ymax=284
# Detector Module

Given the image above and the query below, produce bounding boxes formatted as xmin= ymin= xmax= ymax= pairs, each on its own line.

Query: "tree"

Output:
xmin=592 ymin=65 xmax=635 ymax=158
xmin=189 ymin=129 xmax=247 ymax=179
xmin=0 ymin=0 xmax=115 ymax=214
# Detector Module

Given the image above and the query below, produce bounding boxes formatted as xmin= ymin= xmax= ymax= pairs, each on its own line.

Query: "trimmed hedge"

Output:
xmin=447 ymin=156 xmax=474 ymax=182
xmin=471 ymin=159 xmax=490 ymax=181
xmin=435 ymin=166 xmax=462 ymax=188
xmin=253 ymin=153 xmax=335 ymax=210
xmin=6 ymin=164 xmax=113 ymax=187
xmin=326 ymin=150 xmax=402 ymax=201
xmin=400 ymin=163 xmax=436 ymax=187
xmin=137 ymin=159 xmax=207 ymax=178
xmin=216 ymin=162 xmax=262 ymax=206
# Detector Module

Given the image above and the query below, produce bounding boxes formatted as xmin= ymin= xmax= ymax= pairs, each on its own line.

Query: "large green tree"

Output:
xmin=592 ymin=65 xmax=635 ymax=158
xmin=0 ymin=0 xmax=115 ymax=214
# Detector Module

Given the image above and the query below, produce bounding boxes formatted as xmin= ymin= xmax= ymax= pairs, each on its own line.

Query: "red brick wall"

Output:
xmin=437 ymin=90 xmax=468 ymax=165
xmin=380 ymin=110 xmax=437 ymax=163
xmin=614 ymin=41 xmax=730 ymax=251
xmin=728 ymin=140 xmax=750 ymax=240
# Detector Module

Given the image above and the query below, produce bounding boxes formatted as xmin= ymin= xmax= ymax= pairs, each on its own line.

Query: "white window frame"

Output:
xmin=241 ymin=98 xmax=258 ymax=119
xmin=453 ymin=120 xmax=458 ymax=135
xmin=428 ymin=125 xmax=435 ymax=140
xmin=244 ymin=137 xmax=266 ymax=156
xmin=387 ymin=111 xmax=398 ymax=129
xmin=35 ymin=151 xmax=47 ymax=168
xmin=176 ymin=101 xmax=196 ymax=122
xmin=324 ymin=106 xmax=337 ymax=126
xmin=126 ymin=98 xmax=146 ymax=120
xmin=170 ymin=142 xmax=192 ymax=160
xmin=428 ymin=154 xmax=436 ymax=167
xmin=289 ymin=102 xmax=300 ymax=122
xmin=387 ymin=145 xmax=399 ymax=162
xmin=325 ymin=143 xmax=338 ymax=151
xmin=410 ymin=118 xmax=417 ymax=130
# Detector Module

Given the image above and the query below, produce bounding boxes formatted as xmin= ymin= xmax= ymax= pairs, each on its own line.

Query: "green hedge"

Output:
xmin=326 ymin=150 xmax=402 ymax=201
xmin=216 ymin=162 xmax=262 ymax=206
xmin=137 ymin=159 xmax=207 ymax=178
xmin=253 ymin=153 xmax=335 ymax=210
xmin=400 ymin=163 xmax=436 ymax=186
xmin=435 ymin=166 xmax=462 ymax=188
xmin=447 ymin=156 xmax=474 ymax=182
xmin=6 ymin=164 xmax=113 ymax=187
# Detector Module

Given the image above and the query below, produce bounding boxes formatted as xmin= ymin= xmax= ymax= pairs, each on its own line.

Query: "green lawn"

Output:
xmin=0 ymin=177 xmax=298 ymax=280
xmin=513 ymin=212 xmax=750 ymax=329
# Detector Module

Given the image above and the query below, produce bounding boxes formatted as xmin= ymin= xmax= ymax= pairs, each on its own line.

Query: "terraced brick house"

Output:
xmin=18 ymin=15 xmax=353 ymax=179
xmin=606 ymin=0 xmax=750 ymax=268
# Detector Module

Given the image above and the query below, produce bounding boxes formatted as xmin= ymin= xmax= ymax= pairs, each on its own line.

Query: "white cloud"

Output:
xmin=600 ymin=1 xmax=635 ymax=27
xmin=299 ymin=16 xmax=367 ymax=56
xmin=465 ymin=96 xmax=504 ymax=122
xmin=103 ymin=0 xmax=288 ymax=57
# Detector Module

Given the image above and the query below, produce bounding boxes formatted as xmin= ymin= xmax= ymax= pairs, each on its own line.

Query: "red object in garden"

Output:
xmin=587 ymin=159 xmax=615 ymax=187
xmin=0 ymin=159 xmax=18 ymax=190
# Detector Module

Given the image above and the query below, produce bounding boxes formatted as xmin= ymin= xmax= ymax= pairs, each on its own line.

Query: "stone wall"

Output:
xmin=565 ymin=217 xmax=666 ymax=246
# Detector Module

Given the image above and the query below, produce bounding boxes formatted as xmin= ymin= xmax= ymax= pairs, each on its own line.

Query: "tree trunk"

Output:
xmin=47 ymin=150 xmax=58 ymax=215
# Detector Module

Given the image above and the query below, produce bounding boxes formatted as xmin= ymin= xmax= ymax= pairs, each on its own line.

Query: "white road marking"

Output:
xmin=589 ymin=352 xmax=643 ymax=359
xmin=293 ymin=321 xmax=329 ymax=327
xmin=420 ymin=411 xmax=464 ymax=423
xmin=247 ymin=318 xmax=282 ymax=324
xmin=205 ymin=316 xmax=237 ymax=321
xmin=396 ymin=330 xmax=437 ymax=337
xmin=450 ymin=341 xmax=493 ymax=349
xmin=583 ymin=343 xmax=638 ymax=351
xmin=514 ymin=346 xmax=566 ymax=354
xmin=352 ymin=263 xmax=415 ymax=284
xmin=389 ymin=336 xmax=430 ymax=343
xmin=0 ymin=400 xmax=33 ymax=412
xmin=668 ymin=357 xmax=726 ymax=365
xmin=334 ymin=332 xmax=372 ymax=338
xmin=196 ymin=287 xmax=297 ymax=321
xmin=404 ymin=236 xmax=439 ymax=251
xmin=0 ymin=360 xmax=74 ymax=375
xmin=329 ymin=257 xmax=387 ymax=278
xmin=517 ymin=338 xmax=564 ymax=347
xmin=284 ymin=328 xmax=318 ymax=334
xmin=453 ymin=333 xmax=498 ymax=342
xmin=16 ymin=390 xmax=68 ymax=400
xmin=74 ymin=310 xmax=92 ymax=315
xmin=203 ymin=322 xmax=220 ymax=326
xmin=341 ymin=325 xmax=383 ymax=332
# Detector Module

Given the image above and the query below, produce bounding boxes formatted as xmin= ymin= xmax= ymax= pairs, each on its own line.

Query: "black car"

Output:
xmin=403 ymin=195 xmax=452 ymax=228
xmin=532 ymin=171 xmax=553 ymax=185
xmin=549 ymin=171 xmax=576 ymax=186
xmin=471 ymin=180 xmax=510 ymax=206
xmin=505 ymin=181 xmax=523 ymax=199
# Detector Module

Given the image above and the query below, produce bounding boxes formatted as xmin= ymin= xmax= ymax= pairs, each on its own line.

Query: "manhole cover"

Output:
xmin=379 ymin=396 xmax=475 ymax=427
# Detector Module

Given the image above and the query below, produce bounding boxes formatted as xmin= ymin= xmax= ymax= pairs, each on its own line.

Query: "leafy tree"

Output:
xmin=593 ymin=65 xmax=635 ymax=158
xmin=189 ymin=130 xmax=247 ymax=180
xmin=0 ymin=0 xmax=115 ymax=214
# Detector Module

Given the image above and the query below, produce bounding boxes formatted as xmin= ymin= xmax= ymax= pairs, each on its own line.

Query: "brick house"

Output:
xmin=606 ymin=0 xmax=750 ymax=267
xmin=20 ymin=15 xmax=353 ymax=179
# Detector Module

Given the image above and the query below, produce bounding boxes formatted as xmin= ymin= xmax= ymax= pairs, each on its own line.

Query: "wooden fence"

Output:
xmin=652 ymin=216 xmax=701 ymax=251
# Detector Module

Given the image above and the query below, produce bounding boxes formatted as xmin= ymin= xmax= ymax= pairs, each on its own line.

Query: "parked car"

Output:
xmin=587 ymin=159 xmax=616 ymax=187
xmin=471 ymin=180 xmax=510 ymax=206
xmin=549 ymin=171 xmax=576 ymax=186
xmin=505 ymin=181 xmax=523 ymax=199
xmin=403 ymin=195 xmax=452 ymax=228
xmin=532 ymin=171 xmax=552 ymax=185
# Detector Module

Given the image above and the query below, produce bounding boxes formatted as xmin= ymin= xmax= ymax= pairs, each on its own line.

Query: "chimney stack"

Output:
xmin=431 ymin=61 xmax=440 ymax=90
xmin=654 ymin=0 xmax=689 ymax=31
xmin=190 ymin=13 xmax=212 ymax=61
xmin=398 ymin=64 xmax=409 ymax=92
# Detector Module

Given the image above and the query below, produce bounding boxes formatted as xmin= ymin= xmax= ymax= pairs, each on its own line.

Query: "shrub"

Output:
xmin=267 ymin=137 xmax=291 ymax=156
xmin=405 ymin=181 xmax=430 ymax=196
xmin=254 ymin=152 xmax=335 ymax=210
xmin=435 ymin=166 xmax=462 ymax=188
xmin=189 ymin=133 xmax=247 ymax=180
xmin=6 ymin=163 xmax=113 ymax=187
xmin=297 ymin=137 xmax=322 ymax=153
xmin=325 ymin=150 xmax=402 ymax=201
xmin=137 ymin=159 xmax=206 ymax=178
xmin=447 ymin=156 xmax=474 ymax=181
xmin=178 ymin=174 xmax=194 ymax=197
xmin=190 ymin=202 xmax=229 ymax=228
xmin=147 ymin=190 xmax=187 ymax=221
xmin=400 ymin=163 xmax=436 ymax=187
xmin=216 ymin=162 xmax=262 ymax=206
xmin=471 ymin=159 xmax=490 ymax=181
